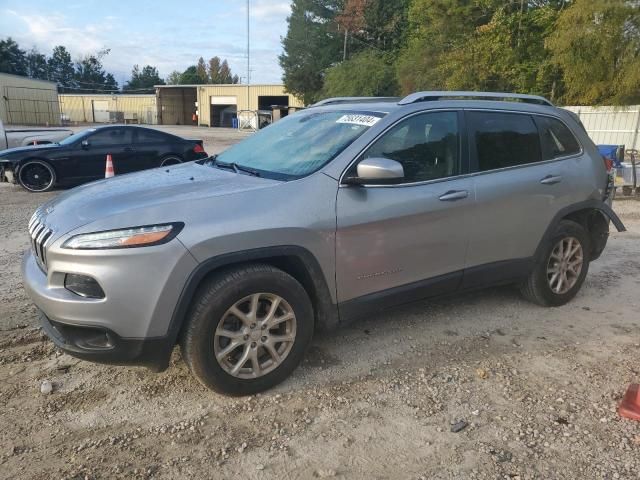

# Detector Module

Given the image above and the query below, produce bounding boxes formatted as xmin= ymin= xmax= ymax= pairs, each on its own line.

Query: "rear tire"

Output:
xmin=180 ymin=264 xmax=314 ymax=395
xmin=18 ymin=160 xmax=56 ymax=192
xmin=520 ymin=220 xmax=591 ymax=306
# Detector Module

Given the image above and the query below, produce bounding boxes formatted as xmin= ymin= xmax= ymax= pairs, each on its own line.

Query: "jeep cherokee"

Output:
xmin=23 ymin=91 xmax=625 ymax=395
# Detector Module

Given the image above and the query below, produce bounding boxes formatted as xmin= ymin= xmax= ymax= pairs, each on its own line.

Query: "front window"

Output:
xmin=58 ymin=130 xmax=93 ymax=146
xmin=210 ymin=110 xmax=385 ymax=179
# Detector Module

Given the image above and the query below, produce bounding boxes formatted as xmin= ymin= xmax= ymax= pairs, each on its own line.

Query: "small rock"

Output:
xmin=256 ymin=464 xmax=265 ymax=471
xmin=40 ymin=380 xmax=53 ymax=395
xmin=315 ymin=469 xmax=336 ymax=478
xmin=451 ymin=420 xmax=468 ymax=433
xmin=476 ymin=368 xmax=488 ymax=379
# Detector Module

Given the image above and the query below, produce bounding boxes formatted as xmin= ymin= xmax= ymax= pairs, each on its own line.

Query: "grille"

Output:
xmin=28 ymin=211 xmax=54 ymax=271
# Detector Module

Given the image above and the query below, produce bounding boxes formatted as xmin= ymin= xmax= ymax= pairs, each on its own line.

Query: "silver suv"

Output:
xmin=23 ymin=92 xmax=625 ymax=395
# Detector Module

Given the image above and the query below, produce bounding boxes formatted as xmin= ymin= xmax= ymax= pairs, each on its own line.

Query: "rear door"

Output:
xmin=336 ymin=110 xmax=474 ymax=308
xmin=133 ymin=128 xmax=173 ymax=169
xmin=463 ymin=110 xmax=582 ymax=286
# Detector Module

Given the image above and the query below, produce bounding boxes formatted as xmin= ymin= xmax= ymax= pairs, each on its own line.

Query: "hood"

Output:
xmin=0 ymin=143 xmax=62 ymax=159
xmin=35 ymin=162 xmax=281 ymax=238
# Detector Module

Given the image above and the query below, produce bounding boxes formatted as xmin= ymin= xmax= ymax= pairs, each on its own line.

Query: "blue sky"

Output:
xmin=0 ymin=0 xmax=291 ymax=86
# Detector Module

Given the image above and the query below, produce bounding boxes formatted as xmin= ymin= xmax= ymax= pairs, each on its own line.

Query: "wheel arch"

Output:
xmin=160 ymin=153 xmax=184 ymax=166
xmin=534 ymin=199 xmax=625 ymax=263
xmin=167 ymin=246 xmax=339 ymax=347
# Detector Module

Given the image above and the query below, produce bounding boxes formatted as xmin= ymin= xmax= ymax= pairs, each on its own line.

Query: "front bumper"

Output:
xmin=38 ymin=309 xmax=172 ymax=371
xmin=0 ymin=163 xmax=16 ymax=183
xmin=22 ymin=237 xmax=198 ymax=370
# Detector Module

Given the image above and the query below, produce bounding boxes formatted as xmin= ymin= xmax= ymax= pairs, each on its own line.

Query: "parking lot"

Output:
xmin=1 ymin=170 xmax=640 ymax=478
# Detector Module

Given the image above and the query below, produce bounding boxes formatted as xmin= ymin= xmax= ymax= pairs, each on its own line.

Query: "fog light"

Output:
xmin=64 ymin=273 xmax=105 ymax=299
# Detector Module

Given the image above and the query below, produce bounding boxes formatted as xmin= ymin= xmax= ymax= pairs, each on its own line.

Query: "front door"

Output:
xmin=73 ymin=127 xmax=136 ymax=181
xmin=336 ymin=110 xmax=473 ymax=309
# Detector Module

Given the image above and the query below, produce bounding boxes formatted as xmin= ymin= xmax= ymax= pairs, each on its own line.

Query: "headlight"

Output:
xmin=62 ymin=223 xmax=183 ymax=250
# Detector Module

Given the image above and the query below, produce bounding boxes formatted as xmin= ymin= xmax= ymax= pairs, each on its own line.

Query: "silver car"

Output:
xmin=22 ymin=92 xmax=625 ymax=395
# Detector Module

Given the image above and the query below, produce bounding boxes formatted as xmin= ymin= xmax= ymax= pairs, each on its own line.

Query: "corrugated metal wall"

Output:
xmin=0 ymin=73 xmax=60 ymax=125
xmin=564 ymin=105 xmax=640 ymax=150
xmin=196 ymin=85 xmax=304 ymax=127
xmin=58 ymin=94 xmax=158 ymax=124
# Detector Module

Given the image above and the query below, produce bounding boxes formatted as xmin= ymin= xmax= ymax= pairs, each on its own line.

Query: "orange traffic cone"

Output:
xmin=619 ymin=384 xmax=640 ymax=421
xmin=105 ymin=154 xmax=115 ymax=178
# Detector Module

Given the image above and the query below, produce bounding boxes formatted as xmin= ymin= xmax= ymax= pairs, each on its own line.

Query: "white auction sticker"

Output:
xmin=336 ymin=114 xmax=381 ymax=127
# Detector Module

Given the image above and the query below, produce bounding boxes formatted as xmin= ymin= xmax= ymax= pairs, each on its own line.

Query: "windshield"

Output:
xmin=211 ymin=110 xmax=385 ymax=179
xmin=58 ymin=129 xmax=94 ymax=146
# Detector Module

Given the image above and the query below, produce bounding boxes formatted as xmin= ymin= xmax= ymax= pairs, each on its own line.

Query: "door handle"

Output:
xmin=540 ymin=175 xmax=562 ymax=185
xmin=439 ymin=190 xmax=469 ymax=201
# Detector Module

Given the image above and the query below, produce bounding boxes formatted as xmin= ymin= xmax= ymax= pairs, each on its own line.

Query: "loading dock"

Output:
xmin=155 ymin=84 xmax=303 ymax=128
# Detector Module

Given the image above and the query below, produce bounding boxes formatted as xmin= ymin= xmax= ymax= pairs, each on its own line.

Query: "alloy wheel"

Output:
xmin=547 ymin=236 xmax=583 ymax=294
xmin=213 ymin=293 xmax=297 ymax=379
xmin=19 ymin=163 xmax=53 ymax=192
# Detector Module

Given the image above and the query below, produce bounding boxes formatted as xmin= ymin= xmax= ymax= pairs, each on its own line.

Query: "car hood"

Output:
xmin=35 ymin=162 xmax=281 ymax=238
xmin=0 ymin=143 xmax=62 ymax=159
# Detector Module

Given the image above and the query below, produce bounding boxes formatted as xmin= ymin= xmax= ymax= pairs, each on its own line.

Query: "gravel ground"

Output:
xmin=1 ymin=177 xmax=639 ymax=479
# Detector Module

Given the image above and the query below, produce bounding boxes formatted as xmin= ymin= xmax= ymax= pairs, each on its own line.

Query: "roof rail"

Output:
xmin=310 ymin=96 xmax=400 ymax=107
xmin=398 ymin=91 xmax=554 ymax=107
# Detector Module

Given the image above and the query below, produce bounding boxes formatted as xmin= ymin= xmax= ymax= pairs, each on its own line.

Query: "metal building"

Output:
xmin=156 ymin=84 xmax=304 ymax=128
xmin=58 ymin=94 xmax=158 ymax=124
xmin=0 ymin=73 xmax=61 ymax=125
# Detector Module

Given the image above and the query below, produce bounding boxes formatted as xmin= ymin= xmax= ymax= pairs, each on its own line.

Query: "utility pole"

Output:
xmin=343 ymin=28 xmax=348 ymax=61
xmin=247 ymin=0 xmax=250 ymax=117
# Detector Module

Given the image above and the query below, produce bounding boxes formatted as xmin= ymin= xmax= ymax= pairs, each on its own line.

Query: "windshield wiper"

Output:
xmin=214 ymin=159 xmax=261 ymax=177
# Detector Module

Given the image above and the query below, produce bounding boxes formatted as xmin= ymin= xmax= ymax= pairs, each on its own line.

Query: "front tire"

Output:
xmin=180 ymin=264 xmax=314 ymax=395
xmin=520 ymin=220 xmax=591 ymax=306
xmin=18 ymin=160 xmax=56 ymax=192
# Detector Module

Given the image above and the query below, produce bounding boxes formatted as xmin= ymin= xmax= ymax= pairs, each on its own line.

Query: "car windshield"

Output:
xmin=210 ymin=110 xmax=385 ymax=179
xmin=58 ymin=130 xmax=94 ymax=146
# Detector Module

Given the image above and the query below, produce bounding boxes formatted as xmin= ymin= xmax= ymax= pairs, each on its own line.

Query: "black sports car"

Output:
xmin=0 ymin=125 xmax=208 ymax=192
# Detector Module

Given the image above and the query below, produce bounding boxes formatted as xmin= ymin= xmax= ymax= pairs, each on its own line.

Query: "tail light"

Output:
xmin=193 ymin=144 xmax=206 ymax=154
xmin=603 ymin=156 xmax=614 ymax=172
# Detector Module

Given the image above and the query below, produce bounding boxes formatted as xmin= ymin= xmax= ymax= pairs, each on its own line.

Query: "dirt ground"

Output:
xmin=1 ymin=178 xmax=639 ymax=479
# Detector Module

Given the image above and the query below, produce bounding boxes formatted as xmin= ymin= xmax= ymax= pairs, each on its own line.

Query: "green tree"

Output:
xmin=396 ymin=0 xmax=564 ymax=99
xmin=48 ymin=46 xmax=75 ymax=91
xmin=166 ymin=70 xmax=182 ymax=85
xmin=208 ymin=56 xmax=222 ymax=83
xmin=323 ymin=50 xmax=399 ymax=97
xmin=0 ymin=37 xmax=27 ymax=76
xmin=179 ymin=65 xmax=207 ymax=84
xmin=74 ymin=49 xmax=119 ymax=93
xmin=279 ymin=0 xmax=344 ymax=104
xmin=207 ymin=57 xmax=239 ymax=84
xmin=548 ymin=0 xmax=640 ymax=105
xmin=25 ymin=48 xmax=48 ymax=80
xmin=196 ymin=57 xmax=209 ymax=83
xmin=124 ymin=64 xmax=164 ymax=92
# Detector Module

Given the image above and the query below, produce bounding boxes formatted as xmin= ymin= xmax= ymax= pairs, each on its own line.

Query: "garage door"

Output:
xmin=93 ymin=100 xmax=109 ymax=123
xmin=210 ymin=96 xmax=237 ymax=105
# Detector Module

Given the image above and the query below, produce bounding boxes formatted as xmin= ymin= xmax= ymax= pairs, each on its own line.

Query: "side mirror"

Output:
xmin=81 ymin=139 xmax=90 ymax=149
xmin=344 ymin=157 xmax=404 ymax=185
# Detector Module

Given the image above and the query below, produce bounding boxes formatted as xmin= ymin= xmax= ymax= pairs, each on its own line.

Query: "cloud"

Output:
xmin=1 ymin=2 xmax=289 ymax=85
xmin=5 ymin=10 xmax=108 ymax=55
xmin=251 ymin=1 xmax=291 ymax=20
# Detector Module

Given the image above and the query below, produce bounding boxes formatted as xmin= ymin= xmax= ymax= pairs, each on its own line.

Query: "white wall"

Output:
xmin=563 ymin=105 xmax=640 ymax=150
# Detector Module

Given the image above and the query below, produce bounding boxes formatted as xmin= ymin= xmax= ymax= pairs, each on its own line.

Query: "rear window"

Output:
xmin=136 ymin=129 xmax=168 ymax=143
xmin=469 ymin=111 xmax=541 ymax=172
xmin=536 ymin=116 xmax=581 ymax=160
